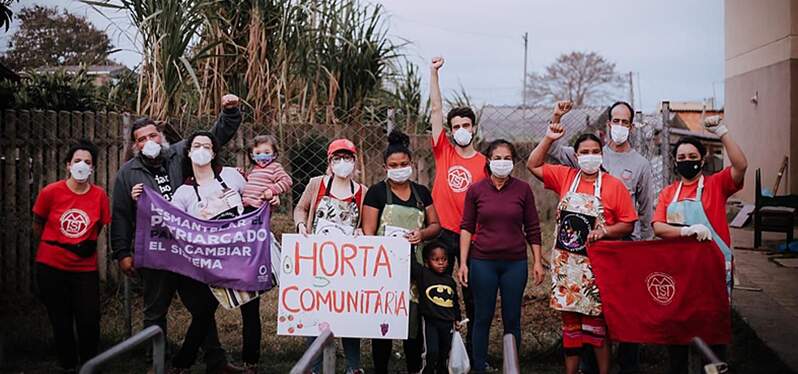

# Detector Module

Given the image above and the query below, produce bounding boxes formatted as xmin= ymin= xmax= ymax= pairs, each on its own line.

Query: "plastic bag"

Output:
xmin=448 ymin=330 xmax=470 ymax=374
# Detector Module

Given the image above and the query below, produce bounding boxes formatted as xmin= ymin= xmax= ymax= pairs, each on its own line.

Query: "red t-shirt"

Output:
xmin=32 ymin=181 xmax=111 ymax=272
xmin=431 ymin=131 xmax=487 ymax=232
xmin=542 ymin=164 xmax=638 ymax=226
xmin=653 ymin=167 xmax=742 ymax=246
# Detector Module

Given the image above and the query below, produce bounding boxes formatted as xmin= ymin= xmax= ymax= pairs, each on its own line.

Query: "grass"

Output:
xmin=1 ymin=215 xmax=793 ymax=373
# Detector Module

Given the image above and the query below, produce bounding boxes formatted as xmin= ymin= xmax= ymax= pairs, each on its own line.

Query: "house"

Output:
xmin=725 ymin=0 xmax=797 ymax=199
xmin=33 ymin=64 xmax=129 ymax=86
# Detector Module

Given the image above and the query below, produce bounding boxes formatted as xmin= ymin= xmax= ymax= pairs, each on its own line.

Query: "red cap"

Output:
xmin=327 ymin=139 xmax=357 ymax=157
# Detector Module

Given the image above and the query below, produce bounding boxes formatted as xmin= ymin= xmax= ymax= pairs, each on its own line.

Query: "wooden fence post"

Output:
xmin=3 ymin=110 xmax=18 ymax=292
xmin=17 ymin=110 xmax=32 ymax=294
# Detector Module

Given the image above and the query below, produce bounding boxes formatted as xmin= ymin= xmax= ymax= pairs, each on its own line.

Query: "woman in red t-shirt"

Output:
xmin=32 ymin=140 xmax=110 ymax=372
xmin=527 ymin=106 xmax=638 ymax=374
xmin=652 ymin=117 xmax=747 ymax=374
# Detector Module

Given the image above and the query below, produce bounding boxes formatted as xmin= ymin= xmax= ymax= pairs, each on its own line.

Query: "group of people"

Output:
xmin=30 ymin=56 xmax=747 ymax=374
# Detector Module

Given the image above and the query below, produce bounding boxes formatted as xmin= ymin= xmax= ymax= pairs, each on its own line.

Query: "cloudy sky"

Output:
xmin=1 ymin=0 xmax=724 ymax=111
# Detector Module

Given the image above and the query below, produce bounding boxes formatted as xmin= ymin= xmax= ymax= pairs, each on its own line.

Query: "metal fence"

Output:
xmin=0 ymin=105 xmax=671 ymax=295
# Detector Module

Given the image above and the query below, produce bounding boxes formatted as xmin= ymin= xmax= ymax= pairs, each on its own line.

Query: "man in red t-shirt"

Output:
xmin=429 ymin=56 xmax=487 ymax=362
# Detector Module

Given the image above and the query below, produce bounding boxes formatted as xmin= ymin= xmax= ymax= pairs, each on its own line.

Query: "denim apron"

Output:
xmin=665 ymin=176 xmax=733 ymax=299
xmin=550 ymin=172 xmax=606 ymax=316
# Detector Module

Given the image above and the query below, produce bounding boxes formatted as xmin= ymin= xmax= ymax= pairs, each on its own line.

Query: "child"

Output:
xmin=413 ymin=241 xmax=463 ymax=374
xmin=242 ymin=134 xmax=293 ymax=209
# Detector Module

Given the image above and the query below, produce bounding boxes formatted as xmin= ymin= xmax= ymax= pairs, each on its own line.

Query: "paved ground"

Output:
xmin=731 ymin=227 xmax=798 ymax=373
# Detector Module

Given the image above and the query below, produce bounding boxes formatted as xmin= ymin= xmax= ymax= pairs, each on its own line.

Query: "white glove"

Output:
xmin=680 ymin=224 xmax=712 ymax=241
xmin=703 ymin=115 xmax=728 ymax=137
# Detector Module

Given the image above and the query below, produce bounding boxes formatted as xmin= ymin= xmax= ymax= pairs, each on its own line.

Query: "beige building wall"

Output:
xmin=725 ymin=0 xmax=798 ymax=199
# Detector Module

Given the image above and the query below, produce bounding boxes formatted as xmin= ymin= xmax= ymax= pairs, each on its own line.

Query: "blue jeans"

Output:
xmin=470 ymin=258 xmax=528 ymax=372
xmin=306 ymin=337 xmax=360 ymax=371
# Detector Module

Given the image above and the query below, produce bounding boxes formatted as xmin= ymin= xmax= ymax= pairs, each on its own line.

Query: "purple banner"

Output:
xmin=134 ymin=187 xmax=272 ymax=291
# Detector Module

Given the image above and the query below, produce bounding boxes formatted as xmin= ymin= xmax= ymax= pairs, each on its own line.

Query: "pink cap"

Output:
xmin=327 ymin=139 xmax=357 ymax=157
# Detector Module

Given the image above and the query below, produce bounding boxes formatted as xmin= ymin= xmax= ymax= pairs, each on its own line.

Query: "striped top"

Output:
xmin=242 ymin=162 xmax=293 ymax=208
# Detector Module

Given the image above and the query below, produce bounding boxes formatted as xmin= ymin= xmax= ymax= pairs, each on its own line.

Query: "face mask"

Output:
xmin=332 ymin=160 xmax=355 ymax=178
xmin=676 ymin=160 xmax=702 ymax=179
xmin=190 ymin=148 xmax=213 ymax=166
xmin=70 ymin=161 xmax=92 ymax=182
xmin=252 ymin=153 xmax=274 ymax=166
xmin=141 ymin=140 xmax=162 ymax=159
xmin=610 ymin=125 xmax=629 ymax=144
xmin=489 ymin=159 xmax=514 ymax=178
xmin=578 ymin=154 xmax=603 ymax=174
xmin=452 ymin=127 xmax=473 ymax=147
xmin=387 ymin=166 xmax=413 ymax=183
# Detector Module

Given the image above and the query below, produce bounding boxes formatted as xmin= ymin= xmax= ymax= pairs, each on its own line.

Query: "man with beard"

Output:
xmin=110 ymin=94 xmax=244 ymax=374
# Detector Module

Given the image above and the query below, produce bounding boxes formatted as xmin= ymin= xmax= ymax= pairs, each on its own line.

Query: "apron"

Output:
xmin=550 ymin=172 xmax=605 ymax=316
xmin=666 ymin=176 xmax=733 ymax=299
xmin=377 ymin=181 xmax=426 ymax=339
xmin=312 ymin=177 xmax=360 ymax=235
xmin=198 ymin=171 xmax=269 ymax=309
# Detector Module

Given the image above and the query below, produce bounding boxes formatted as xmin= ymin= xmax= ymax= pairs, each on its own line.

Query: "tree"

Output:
xmin=0 ymin=6 xmax=115 ymax=70
xmin=524 ymin=51 xmax=623 ymax=107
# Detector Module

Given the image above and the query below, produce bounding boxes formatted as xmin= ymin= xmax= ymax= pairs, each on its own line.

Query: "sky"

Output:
xmin=1 ymin=0 xmax=725 ymax=112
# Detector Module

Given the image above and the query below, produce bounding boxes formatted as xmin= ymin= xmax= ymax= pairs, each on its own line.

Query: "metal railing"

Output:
xmin=689 ymin=337 xmax=729 ymax=374
xmin=502 ymin=333 xmax=520 ymax=374
xmin=290 ymin=329 xmax=336 ymax=374
xmin=79 ymin=326 xmax=166 ymax=374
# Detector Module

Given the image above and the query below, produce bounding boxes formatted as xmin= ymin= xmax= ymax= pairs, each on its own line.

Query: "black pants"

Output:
xmin=438 ymin=229 xmax=474 ymax=358
xmin=37 ymin=263 xmax=100 ymax=370
xmin=240 ymin=299 xmax=261 ymax=364
xmin=668 ymin=344 xmax=727 ymax=374
xmin=372 ymin=305 xmax=424 ymax=374
xmin=423 ymin=317 xmax=453 ymax=374
xmin=140 ymin=268 xmax=226 ymax=370
xmin=580 ymin=343 xmax=640 ymax=374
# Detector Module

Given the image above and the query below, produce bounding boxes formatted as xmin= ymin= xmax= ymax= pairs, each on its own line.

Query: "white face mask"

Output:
xmin=489 ymin=159 xmax=513 ymax=178
xmin=387 ymin=166 xmax=413 ymax=183
xmin=70 ymin=161 xmax=92 ymax=182
xmin=141 ymin=140 xmax=162 ymax=159
xmin=190 ymin=148 xmax=213 ymax=166
xmin=578 ymin=154 xmax=603 ymax=174
xmin=452 ymin=127 xmax=473 ymax=147
xmin=332 ymin=159 xmax=355 ymax=178
xmin=610 ymin=125 xmax=630 ymax=144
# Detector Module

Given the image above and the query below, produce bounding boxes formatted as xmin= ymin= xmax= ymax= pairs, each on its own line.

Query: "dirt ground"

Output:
xmin=0 ymin=216 xmax=793 ymax=373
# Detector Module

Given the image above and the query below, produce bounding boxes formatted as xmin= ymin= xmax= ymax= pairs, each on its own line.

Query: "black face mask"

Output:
xmin=676 ymin=160 xmax=702 ymax=179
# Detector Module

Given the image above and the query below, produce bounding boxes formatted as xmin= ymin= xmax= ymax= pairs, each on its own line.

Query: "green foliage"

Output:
xmin=1 ymin=68 xmax=137 ymax=111
xmin=0 ymin=5 xmax=116 ymax=70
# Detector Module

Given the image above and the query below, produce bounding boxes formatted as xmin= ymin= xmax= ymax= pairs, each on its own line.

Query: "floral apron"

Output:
xmin=312 ymin=177 xmax=360 ymax=236
xmin=550 ymin=172 xmax=606 ymax=316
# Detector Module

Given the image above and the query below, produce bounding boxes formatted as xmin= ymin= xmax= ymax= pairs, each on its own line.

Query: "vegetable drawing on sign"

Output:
xmin=277 ymin=234 xmax=411 ymax=339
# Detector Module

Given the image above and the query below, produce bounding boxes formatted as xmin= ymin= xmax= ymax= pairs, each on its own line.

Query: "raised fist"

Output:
xmin=545 ymin=122 xmax=566 ymax=141
xmin=222 ymin=94 xmax=240 ymax=109
xmin=431 ymin=56 xmax=444 ymax=71
xmin=553 ymin=100 xmax=573 ymax=119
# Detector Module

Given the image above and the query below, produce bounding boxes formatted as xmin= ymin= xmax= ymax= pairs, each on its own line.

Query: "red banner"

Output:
xmin=588 ymin=238 xmax=731 ymax=345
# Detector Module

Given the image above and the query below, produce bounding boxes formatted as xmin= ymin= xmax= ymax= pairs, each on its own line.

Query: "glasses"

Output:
xmin=191 ymin=143 xmax=213 ymax=150
xmin=331 ymin=155 xmax=354 ymax=162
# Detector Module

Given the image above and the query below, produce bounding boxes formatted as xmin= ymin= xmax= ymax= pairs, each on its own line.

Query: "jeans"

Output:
xmin=140 ymin=268 xmax=227 ymax=370
xmin=469 ymin=258 xmax=527 ymax=372
xmin=438 ymin=230 xmax=475 ymax=360
xmin=37 ymin=263 xmax=100 ymax=370
xmin=306 ymin=337 xmax=361 ymax=371
xmin=240 ymin=299 xmax=261 ymax=365
xmin=423 ymin=317 xmax=454 ymax=374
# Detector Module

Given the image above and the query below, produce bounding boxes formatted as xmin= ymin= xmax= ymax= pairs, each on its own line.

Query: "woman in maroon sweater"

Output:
xmin=457 ymin=139 xmax=544 ymax=373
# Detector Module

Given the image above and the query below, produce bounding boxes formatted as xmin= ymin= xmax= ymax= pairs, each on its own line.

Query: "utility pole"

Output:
xmin=628 ymin=71 xmax=635 ymax=109
xmin=522 ymin=32 xmax=528 ymax=109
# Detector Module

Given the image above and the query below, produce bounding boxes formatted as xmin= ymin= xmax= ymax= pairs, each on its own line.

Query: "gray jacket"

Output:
xmin=548 ymin=141 xmax=654 ymax=240
xmin=110 ymin=108 xmax=242 ymax=260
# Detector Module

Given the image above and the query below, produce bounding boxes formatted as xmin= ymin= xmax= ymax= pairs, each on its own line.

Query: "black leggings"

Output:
xmin=171 ymin=274 xmax=219 ymax=369
xmin=240 ymin=299 xmax=261 ymax=364
xmin=371 ymin=338 xmax=424 ymax=374
xmin=423 ymin=317 xmax=453 ymax=374
xmin=37 ymin=263 xmax=100 ymax=370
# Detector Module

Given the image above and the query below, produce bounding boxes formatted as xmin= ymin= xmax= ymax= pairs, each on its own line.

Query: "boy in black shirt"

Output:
xmin=413 ymin=241 xmax=463 ymax=373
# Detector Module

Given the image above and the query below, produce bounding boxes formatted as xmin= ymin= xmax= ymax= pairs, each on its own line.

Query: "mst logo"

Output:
xmin=646 ymin=272 xmax=676 ymax=305
xmin=447 ymin=166 xmax=472 ymax=193
xmin=60 ymin=209 xmax=90 ymax=238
